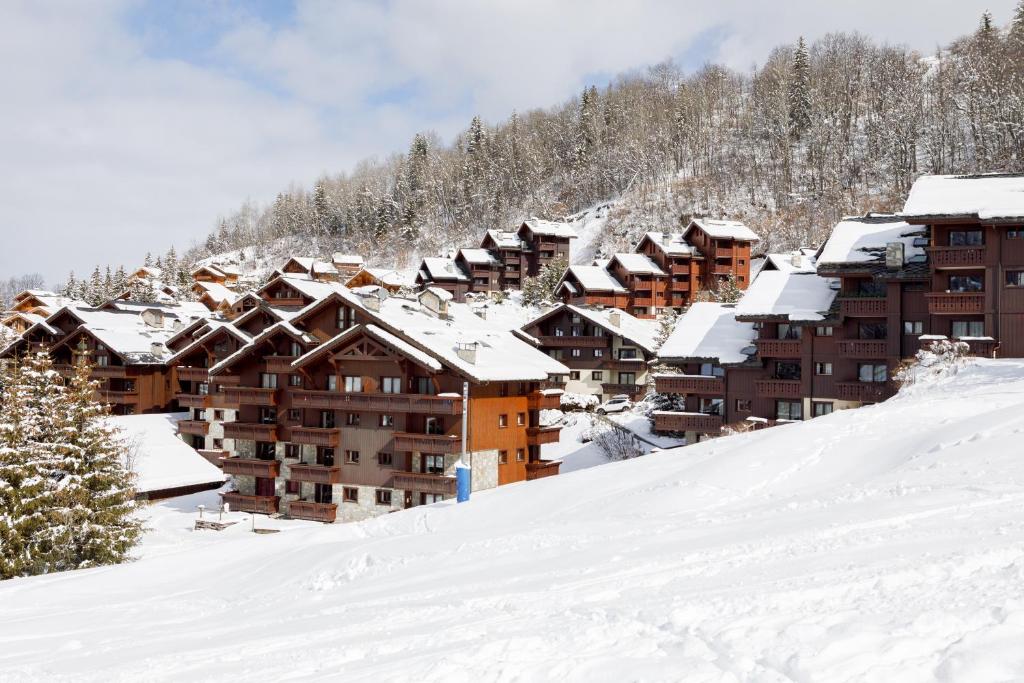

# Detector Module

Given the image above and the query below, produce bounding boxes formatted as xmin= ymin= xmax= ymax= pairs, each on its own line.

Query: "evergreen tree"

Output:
xmin=62 ymin=272 xmax=77 ymax=299
xmin=88 ymin=266 xmax=103 ymax=306
xmin=103 ymin=266 xmax=113 ymax=301
xmin=1011 ymin=1 xmax=1024 ymax=50
xmin=143 ymin=252 xmax=153 ymax=268
xmin=521 ymin=256 xmax=568 ymax=306
xmin=788 ymin=36 xmax=812 ymax=139
xmin=113 ymin=266 xmax=127 ymax=297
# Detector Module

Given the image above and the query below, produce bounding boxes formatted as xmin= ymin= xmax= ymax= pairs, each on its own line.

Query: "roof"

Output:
xmin=637 ymin=232 xmax=696 ymax=257
xmin=292 ymin=323 xmax=444 ymax=373
xmin=112 ymin=413 xmax=225 ymax=494
xmin=816 ymin=215 xmax=924 ymax=269
xmin=193 ymin=281 xmax=238 ymax=305
xmin=210 ymin=321 xmax=317 ymax=375
xmin=420 ymin=258 xmax=470 ymax=282
xmin=561 ymin=265 xmax=627 ymax=293
xmin=483 ymin=229 xmax=522 ymax=249
xmin=332 ymin=253 xmax=364 ymax=265
xmin=191 ymin=264 xmax=226 ymax=278
xmin=658 ymin=303 xmax=756 ymax=365
xmin=901 ymin=173 xmax=1024 ymax=221
xmin=167 ymin=322 xmax=251 ymax=365
xmin=521 ymin=219 xmax=577 ymax=239
xmin=762 ymin=250 xmax=817 ymax=274
xmin=527 ymin=304 xmax=658 ymax=355
xmin=458 ymin=248 xmax=501 ymax=266
xmin=609 ymin=253 xmax=666 ymax=276
xmin=735 ymin=271 xmax=837 ymax=322
xmin=685 ymin=218 xmax=760 ymax=242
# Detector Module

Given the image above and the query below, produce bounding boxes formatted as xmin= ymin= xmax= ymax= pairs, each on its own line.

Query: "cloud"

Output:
xmin=0 ymin=0 xmax=1012 ymax=283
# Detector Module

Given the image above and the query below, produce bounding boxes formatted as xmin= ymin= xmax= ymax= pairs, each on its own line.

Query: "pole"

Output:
xmin=457 ymin=380 xmax=471 ymax=502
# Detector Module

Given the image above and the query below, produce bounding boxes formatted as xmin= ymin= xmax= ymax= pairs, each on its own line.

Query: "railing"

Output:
xmin=600 ymin=383 xmax=647 ymax=398
xmin=96 ymin=389 xmax=139 ymax=404
xmin=221 ymin=491 xmax=279 ymax=515
xmin=391 ymin=471 xmax=456 ymax=495
xmin=715 ymin=247 xmax=736 ymax=258
xmin=670 ymin=263 xmax=692 ymax=276
xmin=525 ymin=461 xmax=561 ymax=481
xmin=527 ymin=392 xmax=562 ymax=411
xmin=836 ymin=339 xmax=889 ymax=357
xmin=538 ymin=335 xmax=608 ymax=348
xmin=222 ymin=386 xmax=279 ymax=406
xmin=654 ymin=375 xmax=724 ymax=395
xmin=177 ymin=420 xmax=210 ymax=436
xmin=175 ymin=393 xmax=211 ymax=409
xmin=175 ymin=366 xmax=210 ymax=382
xmin=926 ymin=292 xmax=984 ymax=314
xmin=287 ymin=500 xmax=337 ymax=523
xmin=265 ymin=356 xmax=297 ymax=373
xmin=221 ymin=457 xmax=280 ymax=478
xmin=756 ymin=339 xmax=802 ymax=358
xmin=603 ymin=358 xmax=646 ymax=371
xmin=288 ymin=427 xmax=340 ymax=448
xmin=540 ymin=380 xmax=567 ymax=391
xmin=840 ymin=297 xmax=887 ymax=317
xmin=927 ymin=246 xmax=985 ymax=268
xmin=960 ymin=337 xmax=999 ymax=357
xmin=712 ymin=264 xmax=735 ymax=275
xmin=288 ymin=463 xmax=342 ymax=485
xmin=393 ymin=432 xmax=461 ymax=454
xmin=222 ymin=422 xmax=278 ymax=442
xmin=835 ymin=381 xmax=895 ymax=403
xmin=262 ymin=296 xmax=306 ymax=307
xmin=755 ymin=379 xmax=802 ymax=398
xmin=526 ymin=425 xmax=561 ymax=445
xmin=653 ymin=412 xmax=723 ymax=434
xmin=91 ymin=365 xmax=127 ymax=378
xmin=290 ymin=390 xmax=462 ymax=415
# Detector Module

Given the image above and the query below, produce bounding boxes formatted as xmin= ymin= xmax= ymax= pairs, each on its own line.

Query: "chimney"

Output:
xmin=141 ymin=309 xmax=164 ymax=328
xmin=418 ymin=288 xmax=450 ymax=319
xmin=150 ymin=342 xmax=165 ymax=357
xmin=791 ymin=252 xmax=802 ymax=268
xmin=456 ymin=341 xmax=478 ymax=364
xmin=608 ymin=311 xmax=621 ymax=327
xmin=885 ymin=242 xmax=904 ymax=270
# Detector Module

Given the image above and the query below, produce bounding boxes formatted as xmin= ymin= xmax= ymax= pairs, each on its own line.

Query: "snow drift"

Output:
xmin=3 ymin=360 xmax=1024 ymax=681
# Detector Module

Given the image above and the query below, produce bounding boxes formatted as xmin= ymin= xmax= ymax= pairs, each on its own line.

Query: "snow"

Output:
xmin=457 ymin=248 xmax=500 ymax=266
xmin=420 ymin=257 xmax=469 ymax=281
xmin=193 ymin=281 xmax=237 ymax=305
xmin=5 ymin=361 xmax=1024 ymax=678
xmin=686 ymin=217 xmax=760 ymax=241
xmin=111 ymin=413 xmax=225 ymax=495
xmin=562 ymin=304 xmax=659 ymax=354
xmin=522 ymin=218 xmax=577 ymax=239
xmin=734 ymin=270 xmax=837 ymax=321
xmin=817 ymin=215 xmax=924 ymax=266
xmin=332 ymin=253 xmax=364 ymax=266
xmin=902 ymin=173 xmax=1024 ymax=220
xmin=566 ymin=202 xmax=613 ymax=264
xmin=659 ymin=302 xmax=756 ymax=364
xmin=562 ymin=265 xmax=627 ymax=292
xmin=609 ymin=252 xmax=666 ymax=275
xmin=761 ymin=249 xmax=817 ymax=274
xmin=637 ymin=231 xmax=696 ymax=256
xmin=483 ymin=229 xmax=523 ymax=250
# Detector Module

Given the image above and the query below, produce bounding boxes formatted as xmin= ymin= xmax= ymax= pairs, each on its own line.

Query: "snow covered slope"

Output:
xmin=4 ymin=360 xmax=1024 ymax=681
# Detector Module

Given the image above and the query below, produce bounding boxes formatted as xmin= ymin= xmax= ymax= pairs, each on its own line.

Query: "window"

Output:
xmin=413 ymin=376 xmax=432 ymax=394
xmin=815 ymin=362 xmax=833 ymax=376
xmin=343 ymin=487 xmax=358 ymax=503
xmin=377 ymin=452 xmax=393 ymax=466
xmin=949 ymin=275 xmax=983 ymax=292
xmin=516 ymin=448 xmax=525 ymax=462
xmin=327 ymin=375 xmax=338 ymax=391
xmin=258 ymin=407 xmax=276 ymax=424
xmin=197 ymin=382 xmax=209 ymax=395
xmin=212 ymin=438 xmax=223 ymax=449
xmin=96 ymin=343 xmax=106 ymax=351
xmin=699 ymin=363 xmax=725 ymax=377
xmin=289 ymin=375 xmax=302 ymax=387
xmin=337 ymin=307 xmax=356 ymax=330
xmin=1007 ymin=271 xmax=1024 ymax=287
xmin=949 ymin=230 xmax=983 ymax=246
xmin=700 ymin=398 xmax=724 ymax=416
xmin=858 ymin=363 xmax=888 ymax=383
xmin=859 ymin=322 xmax=887 ymax=340
xmin=284 ymin=444 xmax=300 ymax=459
xmin=569 ymin=371 xmax=580 ymax=380
xmin=774 ymin=361 xmax=801 ymax=380
xmin=499 ymin=450 xmax=508 ymax=465
xmin=346 ymin=413 xmax=360 ymax=426
xmin=96 ymin=355 xmax=109 ymax=367
xmin=498 ymin=414 xmax=508 ymax=428
xmin=288 ymin=408 xmax=301 ymax=422
xmin=256 ymin=441 xmax=276 ymax=459
xmin=856 ymin=280 xmax=886 ymax=297
xmin=290 ymin=341 xmax=302 ymax=357
xmin=903 ymin=321 xmax=924 ymax=335
xmin=778 ymin=323 xmax=802 ymax=340
xmin=619 ymin=348 xmax=638 ymax=360
xmin=214 ymin=410 xmax=224 ymax=420
xmin=571 ymin=349 xmax=581 ymax=358
xmin=618 ymin=372 xmax=636 ymax=385
xmin=319 ymin=411 xmax=335 ymax=429
xmin=380 ymin=414 xmax=395 ymax=427
xmin=375 ymin=489 xmax=392 ymax=506
xmin=586 ymin=371 xmax=602 ymax=383
xmin=816 ymin=326 xmax=834 ymax=337
xmin=735 ymin=399 xmax=751 ymax=412
xmin=517 ymin=412 xmax=526 ymax=426
xmin=554 ymin=328 xmax=565 ymax=337
xmin=593 ymin=348 xmax=604 ymax=357
xmin=260 ymin=373 xmax=277 ymax=389
xmin=570 ymin=326 xmax=581 ymax=337
xmin=194 ymin=408 xmax=206 ymax=421
xmin=1009 ymin=229 xmax=1022 ymax=239
xmin=813 ymin=402 xmax=834 ymax=417
xmin=381 ymin=377 xmax=401 ymax=394
xmin=344 ymin=376 xmax=362 ymax=392
xmin=776 ymin=400 xmax=802 ymax=421
xmin=345 ymin=450 xmax=360 ymax=464
xmin=424 ymin=454 xmax=444 ymax=474
xmin=952 ymin=320 xmax=985 ymax=338
xmin=425 ymin=417 xmax=443 ymax=435
xmin=285 ymin=480 xmax=300 ymax=495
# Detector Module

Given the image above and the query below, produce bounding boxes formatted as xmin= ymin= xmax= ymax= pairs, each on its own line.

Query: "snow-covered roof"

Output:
xmin=561 ymin=266 xmax=627 ymax=293
xmin=901 ymin=173 xmax=1024 ymax=221
xmin=458 ymin=248 xmax=501 ymax=266
xmin=420 ymin=257 xmax=470 ymax=282
xmin=112 ymin=413 xmax=225 ymax=494
xmin=15 ymin=289 xmax=57 ymax=300
xmin=194 ymin=281 xmax=238 ymax=306
xmin=659 ymin=303 xmax=756 ymax=364
xmin=313 ymin=261 xmax=338 ymax=275
xmin=637 ymin=232 xmax=696 ymax=257
xmin=817 ymin=216 xmax=924 ymax=268
xmin=332 ymin=253 xmax=364 ymax=266
xmin=292 ymin=323 xmax=444 ymax=374
xmin=609 ymin=253 xmax=666 ymax=276
xmin=210 ymin=321 xmax=317 ymax=375
xmin=484 ymin=229 xmax=522 ymax=249
xmin=734 ymin=271 xmax=837 ymax=322
xmin=762 ymin=250 xmax=817 ymax=274
xmin=536 ymin=305 xmax=658 ymax=355
xmin=167 ymin=322 xmax=250 ymax=365
xmin=191 ymin=264 xmax=227 ymax=278
xmin=686 ymin=218 xmax=760 ymax=242
xmin=521 ymin=219 xmax=577 ymax=239
xmin=424 ymin=286 xmax=454 ymax=302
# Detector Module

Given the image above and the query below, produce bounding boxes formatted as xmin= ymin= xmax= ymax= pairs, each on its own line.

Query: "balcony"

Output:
xmin=756 ymin=339 xmax=802 ymax=358
xmin=288 ymin=463 xmax=343 ymax=485
xmin=715 ymin=246 xmax=737 ymax=258
xmin=197 ymin=449 xmax=228 ymax=467
xmin=538 ymin=335 xmax=608 ymax=348
xmin=670 ymin=263 xmax=692 ymax=276
xmin=540 ymin=379 xmax=567 ymax=391
xmin=836 ymin=340 xmax=889 ymax=357
xmin=712 ymin=263 xmax=735 ymax=275
xmin=221 ymin=491 xmax=279 ymax=515
xmin=221 ymin=457 xmax=280 ymax=478
xmin=755 ymin=379 xmax=802 ymax=398
xmin=290 ymin=390 xmax=462 ymax=415
xmin=527 ymin=391 xmax=562 ymax=411
xmin=265 ymin=356 xmax=297 ymax=373
xmin=928 ymin=246 xmax=985 ymax=269
xmin=960 ymin=337 xmax=999 ymax=357
xmin=176 ymin=393 xmax=211 ymax=409
xmin=840 ymin=297 xmax=887 ymax=317
xmin=835 ymin=381 xmax=895 ymax=403
xmin=526 ymin=425 xmax=561 ymax=445
xmin=287 ymin=500 xmax=337 ymax=523
xmin=222 ymin=386 xmax=279 ymax=406
xmin=391 ymin=470 xmax=456 ymax=496
xmin=222 ymin=422 xmax=278 ymax=442
xmin=393 ymin=432 xmax=461 ymax=454
xmin=600 ymin=383 xmax=647 ymax=398
xmin=262 ymin=296 xmax=306 ymax=307
xmin=525 ymin=460 xmax=561 ymax=481
xmin=177 ymin=420 xmax=210 ymax=436
xmin=603 ymin=358 xmax=647 ymax=371
xmin=654 ymin=374 xmax=724 ymax=395
xmin=176 ymin=366 xmax=210 ymax=382
xmin=653 ymin=411 xmax=723 ymax=434
xmin=91 ymin=365 xmax=127 ymax=379
xmin=96 ymin=389 xmax=139 ymax=404
xmin=926 ymin=292 xmax=984 ymax=315
xmin=288 ymin=427 xmax=340 ymax=448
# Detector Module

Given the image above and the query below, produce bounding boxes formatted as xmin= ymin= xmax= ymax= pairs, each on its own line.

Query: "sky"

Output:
xmin=0 ymin=0 xmax=1014 ymax=286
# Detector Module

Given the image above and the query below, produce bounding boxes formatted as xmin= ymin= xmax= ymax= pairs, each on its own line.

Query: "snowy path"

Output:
xmin=3 ymin=361 xmax=1024 ymax=680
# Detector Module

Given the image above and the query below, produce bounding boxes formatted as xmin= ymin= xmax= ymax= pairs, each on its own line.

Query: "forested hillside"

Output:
xmin=192 ymin=8 xmax=1022 ymax=269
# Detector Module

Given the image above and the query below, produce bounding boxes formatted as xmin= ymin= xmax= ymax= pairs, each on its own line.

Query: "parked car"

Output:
xmin=595 ymin=395 xmax=631 ymax=415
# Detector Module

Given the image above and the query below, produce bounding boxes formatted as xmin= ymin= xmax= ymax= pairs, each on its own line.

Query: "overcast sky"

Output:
xmin=0 ymin=0 xmax=1013 ymax=285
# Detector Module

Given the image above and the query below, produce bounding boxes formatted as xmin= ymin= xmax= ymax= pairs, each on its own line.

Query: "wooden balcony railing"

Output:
xmin=540 ymin=380 xmax=567 ymax=391
xmin=262 ymin=296 xmax=306 ymax=307
xmin=670 ymin=263 xmax=692 ymax=276
xmin=288 ymin=427 xmax=340 ymax=448
xmin=393 ymin=432 xmax=461 ymax=454
xmin=840 ymin=297 xmax=887 ymax=317
xmin=756 ymin=339 xmax=802 ymax=358
xmin=836 ymin=339 xmax=889 ymax=357
xmin=715 ymin=247 xmax=737 ymax=258
xmin=712 ymin=263 xmax=735 ymax=275
xmin=391 ymin=471 xmax=456 ymax=495
xmin=175 ymin=393 xmax=211 ymax=409
xmin=91 ymin=365 xmax=127 ymax=378
xmin=755 ymin=379 xmax=803 ymax=398
xmin=221 ymin=457 xmax=280 ymax=478
xmin=653 ymin=411 xmax=723 ymax=434
xmin=527 ymin=391 xmax=562 ymax=411
xmin=177 ymin=420 xmax=210 ymax=436
xmin=654 ymin=374 xmax=724 ymax=395
xmin=525 ymin=460 xmax=561 ymax=481
xmin=222 ymin=422 xmax=278 ymax=442
xmin=96 ymin=389 xmax=139 ymax=404
xmin=221 ymin=491 xmax=279 ymax=515
xmin=926 ymin=292 xmax=984 ymax=315
xmin=288 ymin=463 xmax=342 ymax=485
xmin=526 ymin=425 xmax=561 ymax=445
xmin=265 ymin=356 xmax=297 ymax=373
xmin=600 ymin=383 xmax=647 ymax=398
xmin=222 ymin=386 xmax=279 ymax=406
xmin=835 ymin=381 xmax=895 ymax=403
xmin=197 ymin=449 xmax=228 ymax=467
xmin=538 ymin=335 xmax=608 ymax=348
xmin=290 ymin=390 xmax=462 ymax=415
xmin=927 ymin=246 xmax=985 ymax=269
xmin=176 ymin=366 xmax=210 ymax=382
xmin=287 ymin=500 xmax=337 ymax=523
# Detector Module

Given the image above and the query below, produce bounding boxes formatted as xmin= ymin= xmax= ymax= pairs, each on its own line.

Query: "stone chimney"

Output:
xmin=608 ymin=311 xmax=621 ymax=328
xmin=791 ymin=252 xmax=802 ymax=268
xmin=456 ymin=341 xmax=478 ymax=364
xmin=141 ymin=308 xmax=165 ymax=329
xmin=885 ymin=242 xmax=904 ymax=270
xmin=150 ymin=342 xmax=165 ymax=357
xmin=418 ymin=288 xmax=450 ymax=319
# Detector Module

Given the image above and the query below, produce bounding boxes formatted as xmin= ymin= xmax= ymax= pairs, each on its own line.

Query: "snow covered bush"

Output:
xmin=587 ymin=424 xmax=644 ymax=461
xmin=560 ymin=392 xmax=599 ymax=411
xmin=894 ymin=339 xmax=972 ymax=389
xmin=539 ymin=408 xmax=564 ymax=427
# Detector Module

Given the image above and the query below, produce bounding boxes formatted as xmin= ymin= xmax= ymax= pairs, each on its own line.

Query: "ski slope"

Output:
xmin=4 ymin=360 xmax=1024 ymax=681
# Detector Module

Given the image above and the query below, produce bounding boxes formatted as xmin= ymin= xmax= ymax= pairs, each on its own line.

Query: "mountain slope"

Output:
xmin=3 ymin=361 xmax=1024 ymax=681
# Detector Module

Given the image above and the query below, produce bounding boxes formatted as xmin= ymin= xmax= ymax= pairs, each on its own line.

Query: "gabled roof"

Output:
xmin=191 ymin=264 xmax=227 ymax=279
xmin=210 ymin=321 xmax=318 ymax=375
xmin=50 ymin=323 xmax=173 ymax=365
xmin=346 ymin=267 xmax=415 ymax=289
xmin=816 ymin=215 xmax=925 ymax=270
xmin=419 ymin=257 xmax=470 ymax=282
xmin=520 ymin=219 xmax=577 ymax=239
xmin=524 ymin=304 xmax=658 ymax=355
xmin=482 ymin=229 xmax=522 ymax=249
xmin=291 ymin=323 xmax=443 ymax=373
xmin=332 ymin=253 xmax=364 ymax=266
xmin=684 ymin=218 xmax=760 ymax=242
xmin=167 ymin=323 xmax=251 ymax=365
xmin=636 ymin=232 xmax=696 ymax=257
xmin=608 ymin=253 xmax=666 ymax=276
xmin=457 ymin=248 xmax=501 ymax=266
xmin=659 ymin=303 xmax=756 ymax=365
xmin=761 ymin=250 xmax=817 ymax=274
xmin=734 ymin=271 xmax=836 ymax=322
xmin=901 ymin=173 xmax=1024 ymax=221
xmin=193 ymin=281 xmax=238 ymax=306
xmin=164 ymin=317 xmax=214 ymax=350
xmin=558 ymin=265 xmax=627 ymax=293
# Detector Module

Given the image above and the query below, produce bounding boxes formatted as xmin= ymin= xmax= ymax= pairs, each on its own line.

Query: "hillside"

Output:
xmin=2 ymin=360 xmax=1024 ymax=680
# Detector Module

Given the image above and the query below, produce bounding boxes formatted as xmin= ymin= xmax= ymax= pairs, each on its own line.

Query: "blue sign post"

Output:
xmin=456 ymin=462 xmax=471 ymax=503
xmin=457 ymin=380 xmax=471 ymax=503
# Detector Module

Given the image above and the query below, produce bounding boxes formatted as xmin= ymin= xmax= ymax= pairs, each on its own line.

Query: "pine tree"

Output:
xmin=113 ymin=266 xmax=127 ymax=298
xmin=521 ymin=257 xmax=568 ymax=306
xmin=103 ymin=266 xmax=113 ymax=302
xmin=143 ymin=252 xmax=153 ymax=268
xmin=88 ymin=266 xmax=103 ymax=306
xmin=1011 ymin=1 xmax=1024 ymax=50
xmin=62 ymin=272 xmax=77 ymax=299
xmin=788 ymin=36 xmax=812 ymax=140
